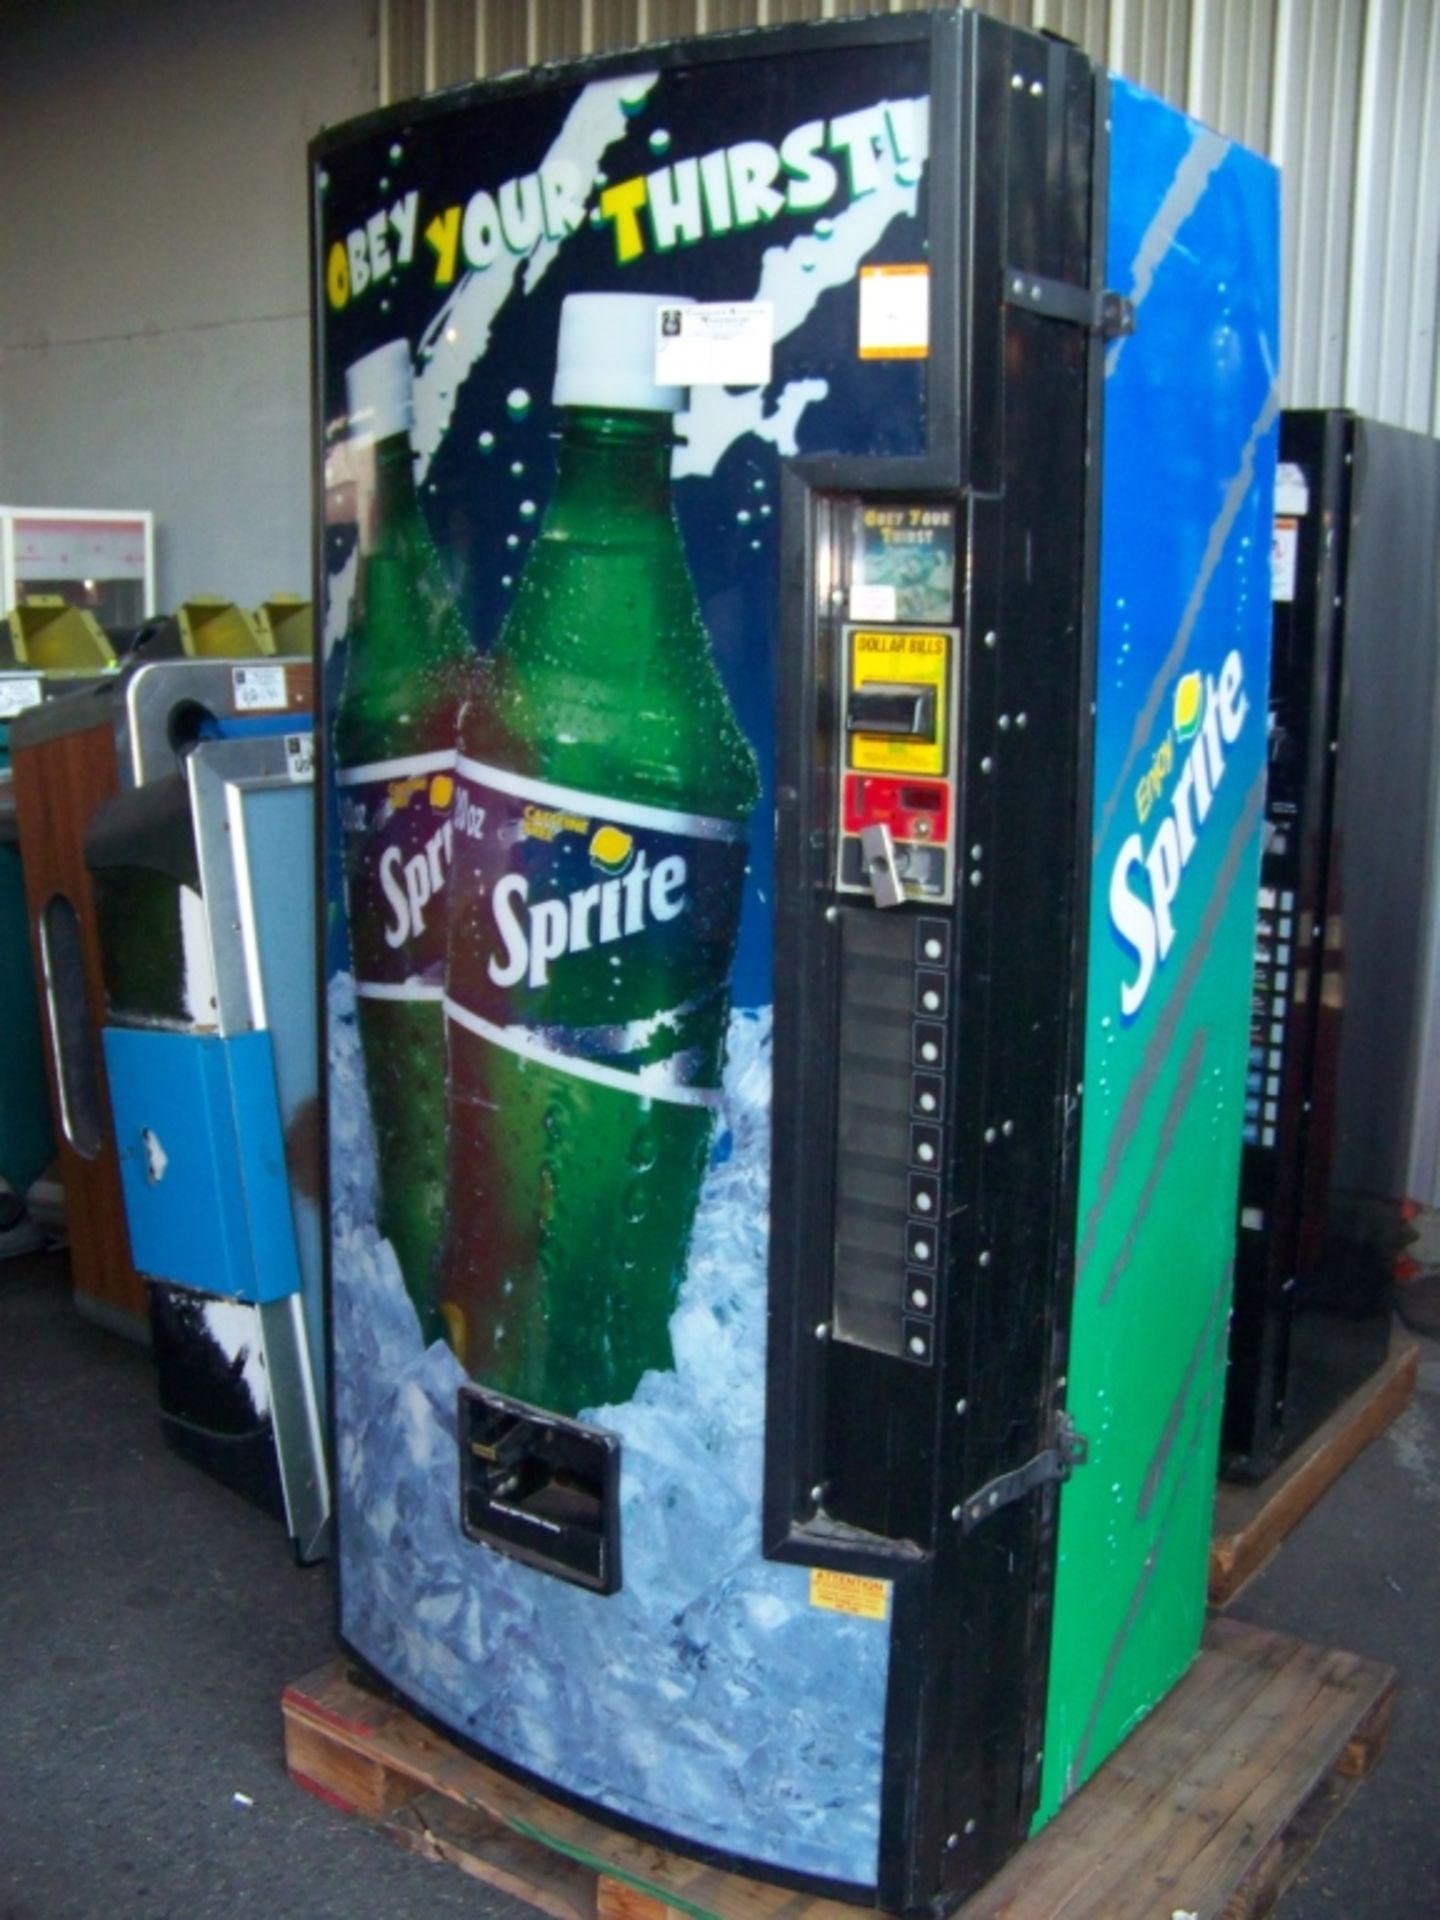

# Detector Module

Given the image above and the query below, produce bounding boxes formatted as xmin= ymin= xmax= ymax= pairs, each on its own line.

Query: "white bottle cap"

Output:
xmin=553 ymin=293 xmax=692 ymax=414
xmin=347 ymin=340 xmax=413 ymax=445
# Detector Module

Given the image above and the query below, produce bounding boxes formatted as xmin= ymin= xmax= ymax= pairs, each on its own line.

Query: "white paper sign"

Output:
xmin=1274 ymin=461 xmax=1310 ymax=517
xmin=654 ymin=302 xmax=773 ymax=388
xmin=0 ymin=675 xmax=43 ymax=719
xmin=284 ymin=730 xmax=314 ymax=782
xmin=1271 ymin=518 xmax=1299 ymax=602
xmin=849 ymin=582 xmax=898 ymax=622
xmin=232 ymin=665 xmax=288 ymax=713
xmin=858 ymin=264 xmax=930 ymax=359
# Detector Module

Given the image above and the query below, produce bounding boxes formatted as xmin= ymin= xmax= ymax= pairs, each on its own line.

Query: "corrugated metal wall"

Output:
xmin=380 ymin=0 xmax=1440 ymax=433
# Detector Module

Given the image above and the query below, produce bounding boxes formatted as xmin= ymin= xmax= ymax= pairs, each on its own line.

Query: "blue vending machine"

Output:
xmin=316 ymin=12 xmax=1278 ymax=1908
xmin=86 ymin=658 xmax=329 ymax=1561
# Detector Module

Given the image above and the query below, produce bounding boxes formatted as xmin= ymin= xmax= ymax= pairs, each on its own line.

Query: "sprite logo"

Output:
xmin=1108 ymin=649 xmax=1250 ymax=1021
xmin=1173 ymin=671 xmax=1204 ymax=741
xmin=488 ymin=849 xmax=688 ymax=991
xmin=589 ymin=824 xmax=634 ymax=874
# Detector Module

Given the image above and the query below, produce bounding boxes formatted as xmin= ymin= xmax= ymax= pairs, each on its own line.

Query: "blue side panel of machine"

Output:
xmin=1039 ymin=77 xmax=1280 ymax=1814
xmin=104 ymin=1026 xmax=300 ymax=1304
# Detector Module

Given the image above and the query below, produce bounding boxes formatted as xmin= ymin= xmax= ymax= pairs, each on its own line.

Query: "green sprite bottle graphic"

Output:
xmin=333 ymin=340 xmax=473 ymax=1340
xmin=444 ymin=293 xmax=760 ymax=1416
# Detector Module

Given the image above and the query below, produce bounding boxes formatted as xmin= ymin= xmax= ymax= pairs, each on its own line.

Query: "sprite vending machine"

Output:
xmin=315 ymin=12 xmax=1278 ymax=1909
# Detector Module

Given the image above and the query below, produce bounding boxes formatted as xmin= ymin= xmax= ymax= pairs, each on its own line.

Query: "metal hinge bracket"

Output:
xmin=956 ymin=1411 xmax=1089 ymax=1535
xmin=1004 ymin=269 xmax=1136 ymax=339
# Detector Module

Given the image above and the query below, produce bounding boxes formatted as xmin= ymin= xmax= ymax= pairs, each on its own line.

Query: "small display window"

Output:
xmin=846 ymin=500 xmax=956 ymax=625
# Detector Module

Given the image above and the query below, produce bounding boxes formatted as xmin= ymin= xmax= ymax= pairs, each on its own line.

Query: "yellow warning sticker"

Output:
xmin=809 ymin=1567 xmax=891 ymax=1621
xmin=848 ymin=626 xmax=949 ymax=776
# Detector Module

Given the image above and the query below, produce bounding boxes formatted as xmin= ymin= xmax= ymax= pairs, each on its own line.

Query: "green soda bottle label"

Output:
xmin=337 ymin=749 xmax=457 ymax=995
xmin=446 ymin=755 xmax=749 ymax=1101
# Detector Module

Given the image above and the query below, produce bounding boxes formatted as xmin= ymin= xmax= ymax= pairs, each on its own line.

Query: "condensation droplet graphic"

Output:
xmin=510 ymin=460 xmax=525 ymax=476
xmin=506 ymin=534 xmax=520 ymax=549
xmin=501 ymin=575 xmax=513 ymax=587
xmin=478 ymin=431 xmax=495 ymax=451
xmin=389 ymin=142 xmax=403 ymax=162
xmin=519 ymin=500 xmax=537 ymax=519
xmin=815 ymin=217 xmax=835 ymax=238
xmin=628 ymin=1127 xmax=659 ymax=1172
xmin=507 ymin=389 xmax=531 ymax=419
xmin=736 ymin=509 xmax=752 ymax=525
xmin=649 ymin=128 xmax=671 ymax=154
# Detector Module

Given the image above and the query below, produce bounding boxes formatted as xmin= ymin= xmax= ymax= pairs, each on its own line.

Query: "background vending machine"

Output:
xmin=317 ymin=12 xmax=1277 ymax=1909
xmin=1223 ymin=413 xmax=1440 ymax=1478
xmin=84 ymin=658 xmax=329 ymax=1560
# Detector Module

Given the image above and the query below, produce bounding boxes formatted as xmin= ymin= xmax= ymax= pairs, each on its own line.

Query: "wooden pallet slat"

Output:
xmin=283 ymin=1619 xmax=1395 ymax=1920
xmin=1210 ymin=1341 xmax=1420 ymax=1608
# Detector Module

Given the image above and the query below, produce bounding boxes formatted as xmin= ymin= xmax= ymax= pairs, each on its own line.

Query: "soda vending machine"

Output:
xmin=315 ymin=12 xmax=1278 ymax=1908
xmin=1223 ymin=412 xmax=1440 ymax=1478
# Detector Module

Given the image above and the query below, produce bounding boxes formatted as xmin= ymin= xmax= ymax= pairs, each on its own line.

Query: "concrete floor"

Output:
xmin=1 ymin=1248 xmax=1436 ymax=1919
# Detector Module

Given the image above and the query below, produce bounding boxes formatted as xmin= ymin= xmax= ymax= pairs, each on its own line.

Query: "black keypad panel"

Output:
xmin=1243 ymin=884 xmax=1293 ymax=1149
xmin=832 ymin=908 xmax=952 ymax=1364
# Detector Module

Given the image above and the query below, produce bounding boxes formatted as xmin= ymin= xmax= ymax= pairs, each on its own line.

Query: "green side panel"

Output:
xmin=1037 ymin=84 xmax=1280 ymax=1819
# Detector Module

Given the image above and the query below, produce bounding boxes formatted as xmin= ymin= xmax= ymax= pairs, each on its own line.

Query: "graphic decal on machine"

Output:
xmin=446 ymin=761 xmax=748 ymax=1096
xmin=336 ymin=751 xmax=456 ymax=995
xmin=320 ymin=41 xmax=932 ymax=1885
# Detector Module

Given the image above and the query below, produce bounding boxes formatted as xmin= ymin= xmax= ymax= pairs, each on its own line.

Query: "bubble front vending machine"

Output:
xmin=314 ymin=12 xmax=1278 ymax=1909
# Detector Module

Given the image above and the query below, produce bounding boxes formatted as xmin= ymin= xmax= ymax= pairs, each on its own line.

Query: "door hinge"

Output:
xmin=1003 ymin=268 xmax=1135 ymax=339
xmin=956 ymin=1411 xmax=1088 ymax=1535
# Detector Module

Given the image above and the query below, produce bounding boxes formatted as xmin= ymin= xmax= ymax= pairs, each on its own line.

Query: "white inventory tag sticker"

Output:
xmin=283 ymin=731 xmax=314 ymax=782
xmin=858 ymin=264 xmax=930 ymax=359
xmin=0 ymin=675 xmax=43 ymax=719
xmin=1274 ymin=461 xmax=1310 ymax=516
xmin=232 ymin=664 xmax=287 ymax=712
xmin=849 ymin=582 xmax=898 ymax=622
xmin=1271 ymin=518 xmax=1299 ymax=602
xmin=654 ymin=301 xmax=773 ymax=388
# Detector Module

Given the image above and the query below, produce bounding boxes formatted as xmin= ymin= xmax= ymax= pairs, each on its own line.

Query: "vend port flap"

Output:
xmin=460 ymin=1386 xmax=622 ymax=1596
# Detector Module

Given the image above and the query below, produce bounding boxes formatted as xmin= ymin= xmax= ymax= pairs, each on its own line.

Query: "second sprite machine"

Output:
xmin=315 ymin=13 xmax=1278 ymax=1910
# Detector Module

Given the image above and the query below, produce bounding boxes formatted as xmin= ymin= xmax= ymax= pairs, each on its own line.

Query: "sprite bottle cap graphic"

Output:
xmin=346 ymin=338 xmax=414 ymax=445
xmin=1174 ymin=670 xmax=1205 ymax=741
xmin=553 ymin=292 xmax=692 ymax=415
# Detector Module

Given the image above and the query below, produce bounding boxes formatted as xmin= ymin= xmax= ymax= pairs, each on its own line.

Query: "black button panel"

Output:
xmin=899 ymin=919 xmax=951 ymax=1363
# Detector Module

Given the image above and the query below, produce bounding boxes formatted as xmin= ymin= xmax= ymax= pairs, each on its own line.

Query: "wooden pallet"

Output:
xmin=283 ymin=1616 xmax=1395 ymax=1920
xmin=1211 ymin=1340 xmax=1420 ymax=1608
